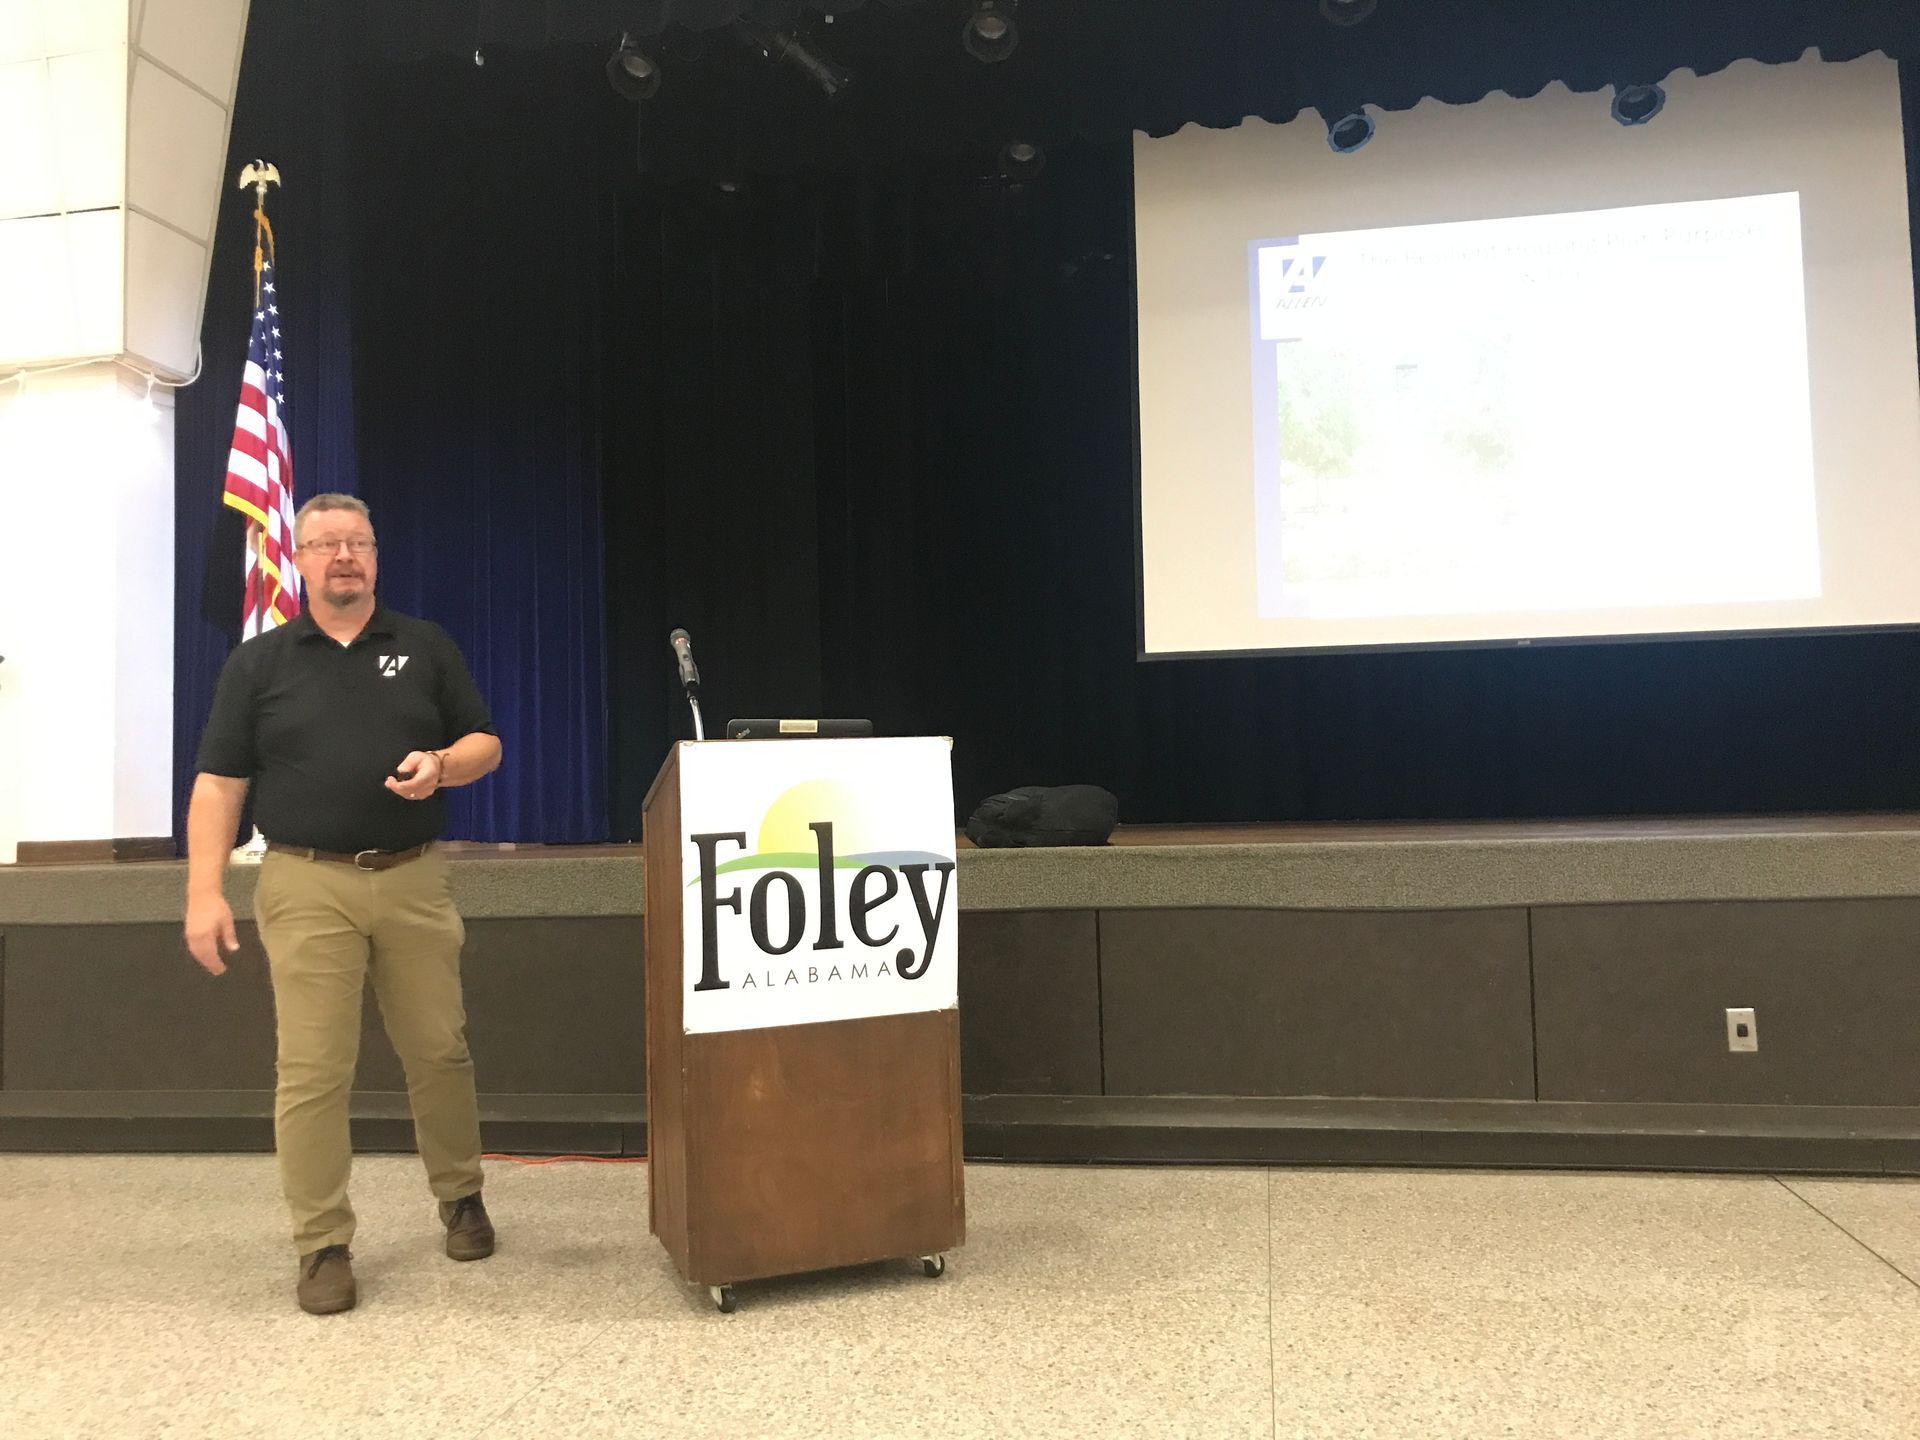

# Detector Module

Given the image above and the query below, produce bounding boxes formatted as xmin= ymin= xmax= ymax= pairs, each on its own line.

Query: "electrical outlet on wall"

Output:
xmin=1726 ymin=1007 xmax=1759 ymax=1053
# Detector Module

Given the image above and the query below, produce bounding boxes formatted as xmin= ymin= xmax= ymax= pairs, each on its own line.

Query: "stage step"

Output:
xmin=5 ymin=1091 xmax=1919 ymax=1174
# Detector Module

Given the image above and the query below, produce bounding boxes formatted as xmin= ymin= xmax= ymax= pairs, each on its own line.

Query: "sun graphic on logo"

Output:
xmin=695 ymin=779 xmax=952 ymax=882
xmin=754 ymin=780 xmax=872 ymax=860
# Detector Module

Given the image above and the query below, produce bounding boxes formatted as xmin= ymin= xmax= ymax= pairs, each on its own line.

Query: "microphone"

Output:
xmin=669 ymin=628 xmax=700 ymax=693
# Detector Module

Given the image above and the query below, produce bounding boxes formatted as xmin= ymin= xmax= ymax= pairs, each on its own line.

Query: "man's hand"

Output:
xmin=386 ymin=750 xmax=443 ymax=801
xmin=185 ymin=892 xmax=240 ymax=976
xmin=184 ymin=772 xmax=249 ymax=977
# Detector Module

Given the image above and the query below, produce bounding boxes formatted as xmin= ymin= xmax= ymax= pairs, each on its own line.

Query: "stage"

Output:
xmin=4 ymin=815 xmax=1920 ymax=1172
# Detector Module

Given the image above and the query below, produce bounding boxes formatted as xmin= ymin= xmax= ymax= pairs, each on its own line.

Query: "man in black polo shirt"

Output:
xmin=184 ymin=492 xmax=503 ymax=1316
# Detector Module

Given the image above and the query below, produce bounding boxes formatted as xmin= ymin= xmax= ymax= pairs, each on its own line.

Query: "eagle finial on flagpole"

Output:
xmin=237 ymin=160 xmax=281 ymax=208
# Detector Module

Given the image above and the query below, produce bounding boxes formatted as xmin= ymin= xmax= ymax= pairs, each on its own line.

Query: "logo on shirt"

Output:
xmin=377 ymin=655 xmax=410 ymax=676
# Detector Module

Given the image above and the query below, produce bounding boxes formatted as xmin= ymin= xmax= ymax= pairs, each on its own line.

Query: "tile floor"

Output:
xmin=1 ymin=1155 xmax=1916 ymax=1438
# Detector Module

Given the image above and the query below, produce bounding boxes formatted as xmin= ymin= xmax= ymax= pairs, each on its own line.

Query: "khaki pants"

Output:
xmin=254 ymin=847 xmax=484 ymax=1253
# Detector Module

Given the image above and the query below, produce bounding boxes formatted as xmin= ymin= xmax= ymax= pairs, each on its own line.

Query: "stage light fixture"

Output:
xmin=1611 ymin=82 xmax=1667 ymax=126
xmin=735 ymin=23 xmax=852 ymax=101
xmin=998 ymin=140 xmax=1046 ymax=182
xmin=963 ymin=1 xmax=1019 ymax=63
xmin=1318 ymin=0 xmax=1378 ymax=27
xmin=606 ymin=35 xmax=663 ymax=101
xmin=1326 ymin=110 xmax=1375 ymax=153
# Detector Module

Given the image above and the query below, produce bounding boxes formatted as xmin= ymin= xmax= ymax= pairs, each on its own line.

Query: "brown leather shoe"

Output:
xmin=439 ymin=1192 xmax=495 ymax=1261
xmin=296 ymin=1245 xmax=356 ymax=1315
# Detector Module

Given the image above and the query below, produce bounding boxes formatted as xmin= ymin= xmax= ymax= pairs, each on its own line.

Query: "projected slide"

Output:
xmin=1250 ymin=194 xmax=1821 ymax=621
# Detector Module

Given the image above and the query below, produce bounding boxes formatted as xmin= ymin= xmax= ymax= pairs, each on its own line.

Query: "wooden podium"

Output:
xmin=642 ymin=737 xmax=965 ymax=1310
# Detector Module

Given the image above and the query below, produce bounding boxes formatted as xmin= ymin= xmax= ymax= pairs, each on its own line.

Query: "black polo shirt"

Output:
xmin=196 ymin=604 xmax=496 ymax=853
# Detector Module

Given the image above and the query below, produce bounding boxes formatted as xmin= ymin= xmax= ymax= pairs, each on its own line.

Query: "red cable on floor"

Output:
xmin=482 ymin=1153 xmax=648 ymax=1165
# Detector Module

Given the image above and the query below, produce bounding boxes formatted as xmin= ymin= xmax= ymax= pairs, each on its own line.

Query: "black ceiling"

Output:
xmin=343 ymin=0 xmax=1920 ymax=176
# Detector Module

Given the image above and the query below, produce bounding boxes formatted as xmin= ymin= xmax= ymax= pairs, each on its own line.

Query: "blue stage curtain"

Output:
xmin=341 ymin=56 xmax=613 ymax=844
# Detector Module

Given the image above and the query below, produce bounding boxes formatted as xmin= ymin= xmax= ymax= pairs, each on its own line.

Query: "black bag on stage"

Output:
xmin=965 ymin=785 xmax=1119 ymax=848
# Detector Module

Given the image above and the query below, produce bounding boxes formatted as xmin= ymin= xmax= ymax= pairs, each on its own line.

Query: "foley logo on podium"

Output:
xmin=678 ymin=741 xmax=960 ymax=1034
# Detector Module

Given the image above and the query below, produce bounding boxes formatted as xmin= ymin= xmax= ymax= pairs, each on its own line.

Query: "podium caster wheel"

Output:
xmin=709 ymin=1285 xmax=736 ymax=1314
xmin=919 ymin=1254 xmax=946 ymax=1279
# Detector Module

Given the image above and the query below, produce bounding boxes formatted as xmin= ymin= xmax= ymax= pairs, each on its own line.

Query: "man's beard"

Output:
xmin=319 ymin=572 xmax=366 ymax=606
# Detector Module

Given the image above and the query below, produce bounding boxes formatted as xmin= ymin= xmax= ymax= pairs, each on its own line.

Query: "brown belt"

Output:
xmin=266 ymin=842 xmax=431 ymax=872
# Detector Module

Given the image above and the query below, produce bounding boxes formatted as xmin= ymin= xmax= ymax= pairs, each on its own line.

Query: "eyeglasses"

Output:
xmin=299 ymin=538 xmax=376 ymax=555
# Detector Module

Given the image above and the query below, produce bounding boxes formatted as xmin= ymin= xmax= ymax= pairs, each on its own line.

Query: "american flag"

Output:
xmin=221 ymin=239 xmax=300 ymax=635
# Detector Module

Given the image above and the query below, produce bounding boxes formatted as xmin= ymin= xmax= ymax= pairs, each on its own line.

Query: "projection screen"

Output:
xmin=1134 ymin=54 xmax=1920 ymax=657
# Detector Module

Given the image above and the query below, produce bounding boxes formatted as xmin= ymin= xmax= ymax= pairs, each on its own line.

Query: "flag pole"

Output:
xmin=251 ymin=521 xmax=266 ymax=638
xmin=232 ymin=161 xmax=282 ymax=861
xmin=237 ymin=161 xmax=280 ymax=642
